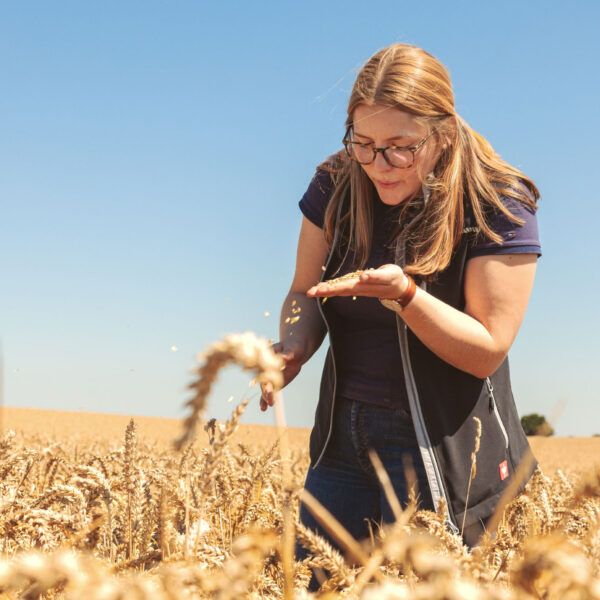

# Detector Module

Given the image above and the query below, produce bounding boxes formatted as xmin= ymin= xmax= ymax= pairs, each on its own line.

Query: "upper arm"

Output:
xmin=290 ymin=216 xmax=330 ymax=293
xmin=463 ymin=253 xmax=537 ymax=354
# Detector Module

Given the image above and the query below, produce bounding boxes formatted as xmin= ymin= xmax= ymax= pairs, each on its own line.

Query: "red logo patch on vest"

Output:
xmin=499 ymin=460 xmax=509 ymax=481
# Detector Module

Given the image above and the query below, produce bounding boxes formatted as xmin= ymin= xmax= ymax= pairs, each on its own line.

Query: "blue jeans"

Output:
xmin=298 ymin=396 xmax=433 ymax=565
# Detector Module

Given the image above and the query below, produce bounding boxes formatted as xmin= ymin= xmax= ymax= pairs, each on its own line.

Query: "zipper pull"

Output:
xmin=486 ymin=377 xmax=494 ymax=411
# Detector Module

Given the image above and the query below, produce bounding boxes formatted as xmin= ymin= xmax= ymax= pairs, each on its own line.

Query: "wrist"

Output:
xmin=399 ymin=274 xmax=412 ymax=297
xmin=379 ymin=274 xmax=417 ymax=312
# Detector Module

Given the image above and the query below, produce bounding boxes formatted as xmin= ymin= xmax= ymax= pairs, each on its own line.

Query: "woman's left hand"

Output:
xmin=307 ymin=264 xmax=409 ymax=300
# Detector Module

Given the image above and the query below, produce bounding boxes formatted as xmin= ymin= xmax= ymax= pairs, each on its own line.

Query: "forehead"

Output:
xmin=352 ymin=104 xmax=426 ymax=138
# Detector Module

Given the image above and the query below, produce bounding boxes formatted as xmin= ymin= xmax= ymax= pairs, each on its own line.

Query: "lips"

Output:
xmin=375 ymin=180 xmax=401 ymax=188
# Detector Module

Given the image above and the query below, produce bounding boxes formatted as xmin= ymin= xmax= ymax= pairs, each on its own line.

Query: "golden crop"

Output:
xmin=0 ymin=332 xmax=598 ymax=599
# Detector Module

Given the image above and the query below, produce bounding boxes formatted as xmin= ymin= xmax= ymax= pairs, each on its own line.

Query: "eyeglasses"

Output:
xmin=343 ymin=126 xmax=434 ymax=169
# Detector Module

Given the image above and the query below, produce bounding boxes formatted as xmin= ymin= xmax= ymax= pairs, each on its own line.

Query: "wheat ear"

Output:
xmin=174 ymin=332 xmax=283 ymax=450
xmin=486 ymin=447 xmax=536 ymax=539
xmin=124 ymin=418 xmax=138 ymax=560
xmin=199 ymin=397 xmax=250 ymax=499
xmin=299 ymin=489 xmax=384 ymax=582
xmin=295 ymin=521 xmax=354 ymax=588
xmin=461 ymin=416 xmax=482 ymax=537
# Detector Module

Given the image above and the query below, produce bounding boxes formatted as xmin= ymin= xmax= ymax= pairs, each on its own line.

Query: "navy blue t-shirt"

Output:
xmin=299 ymin=168 xmax=541 ymax=409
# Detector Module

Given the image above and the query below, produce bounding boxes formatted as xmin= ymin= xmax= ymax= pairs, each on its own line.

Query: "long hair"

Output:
xmin=322 ymin=43 xmax=539 ymax=276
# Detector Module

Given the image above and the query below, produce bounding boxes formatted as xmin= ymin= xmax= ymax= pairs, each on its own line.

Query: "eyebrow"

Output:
xmin=353 ymin=131 xmax=420 ymax=143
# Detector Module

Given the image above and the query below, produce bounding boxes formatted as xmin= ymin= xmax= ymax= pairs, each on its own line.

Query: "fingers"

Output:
xmin=260 ymin=393 xmax=271 ymax=411
xmin=307 ymin=281 xmax=356 ymax=297
xmin=307 ymin=265 xmax=405 ymax=298
xmin=261 ymin=342 xmax=301 ymax=411
xmin=360 ymin=264 xmax=403 ymax=283
xmin=260 ymin=381 xmax=274 ymax=411
xmin=307 ymin=281 xmax=385 ymax=298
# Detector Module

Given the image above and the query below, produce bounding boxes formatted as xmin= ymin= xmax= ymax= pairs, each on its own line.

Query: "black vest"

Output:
xmin=308 ymin=191 xmax=535 ymax=545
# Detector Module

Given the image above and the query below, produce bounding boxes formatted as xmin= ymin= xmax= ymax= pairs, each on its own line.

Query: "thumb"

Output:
xmin=271 ymin=342 xmax=295 ymax=362
xmin=281 ymin=351 xmax=296 ymax=363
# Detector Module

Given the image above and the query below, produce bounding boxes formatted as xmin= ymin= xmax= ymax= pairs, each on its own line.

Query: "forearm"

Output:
xmin=279 ymin=290 xmax=326 ymax=364
xmin=307 ymin=257 xmax=536 ymax=379
xmin=399 ymin=256 xmax=535 ymax=378
xmin=399 ymin=288 xmax=505 ymax=378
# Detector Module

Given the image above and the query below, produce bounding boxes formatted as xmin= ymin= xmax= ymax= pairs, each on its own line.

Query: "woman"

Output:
xmin=260 ymin=43 xmax=540 ymax=550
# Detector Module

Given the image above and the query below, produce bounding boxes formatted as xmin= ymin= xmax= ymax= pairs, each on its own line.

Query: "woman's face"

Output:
xmin=351 ymin=104 xmax=437 ymax=206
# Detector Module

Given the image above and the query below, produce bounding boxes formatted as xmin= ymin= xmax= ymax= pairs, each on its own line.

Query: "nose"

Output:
xmin=373 ymin=150 xmax=391 ymax=171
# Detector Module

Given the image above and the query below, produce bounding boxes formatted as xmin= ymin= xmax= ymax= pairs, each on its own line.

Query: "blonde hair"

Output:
xmin=323 ymin=43 xmax=539 ymax=277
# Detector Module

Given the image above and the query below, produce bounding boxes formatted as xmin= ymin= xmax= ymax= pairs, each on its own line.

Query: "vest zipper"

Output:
xmin=486 ymin=377 xmax=509 ymax=449
xmin=313 ymin=299 xmax=337 ymax=468
xmin=312 ymin=201 xmax=343 ymax=468
xmin=397 ymin=313 xmax=459 ymax=535
xmin=392 ymin=184 xmax=459 ymax=534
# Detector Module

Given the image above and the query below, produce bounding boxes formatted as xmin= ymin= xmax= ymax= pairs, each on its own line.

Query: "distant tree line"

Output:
xmin=520 ymin=413 xmax=554 ymax=437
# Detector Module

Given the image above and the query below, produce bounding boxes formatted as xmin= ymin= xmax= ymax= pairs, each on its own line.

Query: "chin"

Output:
xmin=377 ymin=190 xmax=410 ymax=206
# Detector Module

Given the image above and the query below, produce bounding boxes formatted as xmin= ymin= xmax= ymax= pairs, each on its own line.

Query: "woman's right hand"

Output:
xmin=260 ymin=341 xmax=303 ymax=411
xmin=259 ymin=216 xmax=329 ymax=412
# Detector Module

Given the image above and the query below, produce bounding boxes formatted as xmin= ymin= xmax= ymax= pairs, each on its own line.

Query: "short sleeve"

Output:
xmin=468 ymin=196 xmax=541 ymax=259
xmin=298 ymin=168 xmax=334 ymax=229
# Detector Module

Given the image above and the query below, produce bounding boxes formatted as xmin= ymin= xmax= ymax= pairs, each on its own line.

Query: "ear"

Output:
xmin=432 ymin=116 xmax=455 ymax=154
xmin=444 ymin=116 xmax=457 ymax=147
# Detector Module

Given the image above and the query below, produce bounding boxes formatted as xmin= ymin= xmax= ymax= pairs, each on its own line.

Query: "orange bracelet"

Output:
xmin=379 ymin=275 xmax=417 ymax=312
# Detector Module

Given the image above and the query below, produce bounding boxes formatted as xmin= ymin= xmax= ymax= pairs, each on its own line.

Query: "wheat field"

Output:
xmin=0 ymin=332 xmax=598 ymax=599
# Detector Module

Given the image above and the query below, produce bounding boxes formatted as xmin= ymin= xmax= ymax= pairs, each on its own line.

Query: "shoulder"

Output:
xmin=468 ymin=183 xmax=542 ymax=259
xmin=298 ymin=152 xmax=345 ymax=229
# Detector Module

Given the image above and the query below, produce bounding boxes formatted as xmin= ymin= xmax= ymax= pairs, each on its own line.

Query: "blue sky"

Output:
xmin=1 ymin=1 xmax=599 ymax=436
